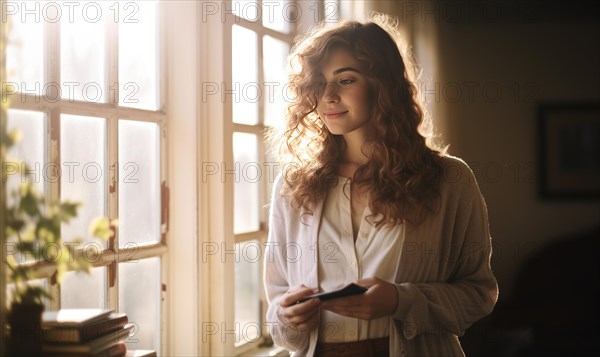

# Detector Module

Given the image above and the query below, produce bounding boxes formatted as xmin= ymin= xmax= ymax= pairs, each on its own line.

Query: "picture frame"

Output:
xmin=538 ymin=103 xmax=600 ymax=199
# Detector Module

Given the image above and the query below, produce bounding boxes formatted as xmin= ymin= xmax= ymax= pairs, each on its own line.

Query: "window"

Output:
xmin=229 ymin=1 xmax=295 ymax=353
xmin=4 ymin=1 xmax=166 ymax=353
xmin=228 ymin=0 xmax=340 ymax=354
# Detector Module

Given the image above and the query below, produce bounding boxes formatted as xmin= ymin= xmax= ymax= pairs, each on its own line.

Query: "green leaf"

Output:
xmin=18 ymin=183 xmax=40 ymax=216
xmin=18 ymin=242 xmax=39 ymax=261
xmin=36 ymin=216 xmax=61 ymax=243
xmin=37 ymin=226 xmax=55 ymax=244
xmin=21 ymin=224 xmax=36 ymax=242
xmin=9 ymin=129 xmax=22 ymax=144
xmin=89 ymin=217 xmax=112 ymax=240
xmin=6 ymin=216 xmax=25 ymax=233
xmin=1 ymin=129 xmax=22 ymax=148
xmin=6 ymin=255 xmax=17 ymax=269
xmin=59 ymin=201 xmax=81 ymax=222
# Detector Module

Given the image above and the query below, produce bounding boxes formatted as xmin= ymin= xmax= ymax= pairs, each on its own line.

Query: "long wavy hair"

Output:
xmin=272 ymin=14 xmax=446 ymax=226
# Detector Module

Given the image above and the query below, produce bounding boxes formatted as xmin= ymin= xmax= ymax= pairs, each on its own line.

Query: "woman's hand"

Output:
xmin=321 ymin=277 xmax=399 ymax=320
xmin=278 ymin=284 xmax=321 ymax=332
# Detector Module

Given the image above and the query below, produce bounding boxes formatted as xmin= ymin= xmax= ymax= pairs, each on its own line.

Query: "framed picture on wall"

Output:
xmin=538 ymin=103 xmax=600 ymax=199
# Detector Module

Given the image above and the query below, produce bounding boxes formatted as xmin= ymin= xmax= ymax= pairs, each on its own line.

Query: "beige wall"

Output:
xmin=366 ymin=1 xmax=600 ymax=298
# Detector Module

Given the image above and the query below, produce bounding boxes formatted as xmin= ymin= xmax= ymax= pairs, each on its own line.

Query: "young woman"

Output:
xmin=264 ymin=15 xmax=498 ymax=357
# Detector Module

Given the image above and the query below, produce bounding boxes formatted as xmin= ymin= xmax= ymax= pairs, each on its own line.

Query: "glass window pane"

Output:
xmin=61 ymin=115 xmax=106 ymax=247
xmin=234 ymin=240 xmax=262 ymax=346
xmin=118 ymin=120 xmax=160 ymax=246
xmin=119 ymin=257 xmax=161 ymax=353
xmin=263 ymin=36 xmax=290 ymax=127
xmin=262 ymin=0 xmax=293 ymax=33
xmin=233 ymin=0 xmax=259 ymax=22
xmin=6 ymin=109 xmax=46 ymax=195
xmin=61 ymin=267 xmax=106 ymax=308
xmin=5 ymin=110 xmax=46 ymax=264
xmin=6 ymin=11 xmax=44 ymax=94
xmin=119 ymin=1 xmax=159 ymax=110
xmin=233 ymin=132 xmax=259 ymax=234
xmin=61 ymin=2 xmax=107 ymax=102
xmin=232 ymin=25 xmax=258 ymax=125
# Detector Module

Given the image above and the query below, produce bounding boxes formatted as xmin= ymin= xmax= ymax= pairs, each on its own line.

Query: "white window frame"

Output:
xmin=229 ymin=4 xmax=297 ymax=356
xmin=191 ymin=1 xmax=343 ymax=356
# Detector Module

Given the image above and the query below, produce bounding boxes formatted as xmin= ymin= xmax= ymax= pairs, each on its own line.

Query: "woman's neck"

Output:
xmin=339 ymin=131 xmax=370 ymax=178
xmin=341 ymin=130 xmax=369 ymax=166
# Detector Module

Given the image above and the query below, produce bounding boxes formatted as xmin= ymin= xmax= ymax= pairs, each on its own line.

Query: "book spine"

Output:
xmin=80 ymin=316 xmax=128 ymax=342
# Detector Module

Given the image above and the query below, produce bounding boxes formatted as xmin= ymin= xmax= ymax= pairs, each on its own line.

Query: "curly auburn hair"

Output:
xmin=272 ymin=14 xmax=446 ymax=226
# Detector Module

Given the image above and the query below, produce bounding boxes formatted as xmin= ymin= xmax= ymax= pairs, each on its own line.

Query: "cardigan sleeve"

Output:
xmin=263 ymin=175 xmax=311 ymax=352
xmin=392 ymin=166 xmax=499 ymax=340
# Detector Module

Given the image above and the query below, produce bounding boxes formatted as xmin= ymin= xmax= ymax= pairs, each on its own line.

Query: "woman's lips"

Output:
xmin=324 ymin=110 xmax=348 ymax=119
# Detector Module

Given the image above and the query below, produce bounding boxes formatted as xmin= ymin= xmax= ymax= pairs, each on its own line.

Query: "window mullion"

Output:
xmin=157 ymin=4 xmax=169 ymax=353
xmin=107 ymin=14 xmax=119 ymax=108
xmin=256 ymin=1 xmax=270 ymax=343
xmin=232 ymin=16 xmax=294 ymax=43
xmin=158 ymin=1 xmax=168 ymax=112
xmin=106 ymin=1 xmax=120 ymax=313
xmin=45 ymin=16 xmax=61 ymax=311
xmin=232 ymin=123 xmax=265 ymax=134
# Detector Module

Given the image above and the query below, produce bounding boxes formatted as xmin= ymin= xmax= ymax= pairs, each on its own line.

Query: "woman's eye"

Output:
xmin=339 ymin=79 xmax=354 ymax=85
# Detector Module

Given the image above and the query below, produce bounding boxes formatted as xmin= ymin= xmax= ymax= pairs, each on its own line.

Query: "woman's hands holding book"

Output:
xmin=278 ymin=284 xmax=321 ymax=332
xmin=321 ymin=277 xmax=399 ymax=320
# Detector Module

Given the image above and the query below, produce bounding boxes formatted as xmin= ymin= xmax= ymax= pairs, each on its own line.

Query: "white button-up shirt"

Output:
xmin=318 ymin=177 xmax=404 ymax=342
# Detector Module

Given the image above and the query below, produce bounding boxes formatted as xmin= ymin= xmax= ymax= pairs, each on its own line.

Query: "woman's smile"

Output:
xmin=323 ymin=110 xmax=349 ymax=119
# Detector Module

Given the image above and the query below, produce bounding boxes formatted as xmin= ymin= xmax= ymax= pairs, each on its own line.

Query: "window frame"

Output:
xmin=229 ymin=7 xmax=297 ymax=356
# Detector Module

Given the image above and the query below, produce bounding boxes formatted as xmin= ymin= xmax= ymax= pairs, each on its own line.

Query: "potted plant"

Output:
xmin=3 ymin=168 xmax=113 ymax=356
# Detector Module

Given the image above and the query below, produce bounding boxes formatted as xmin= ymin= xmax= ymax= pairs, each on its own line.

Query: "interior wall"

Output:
xmin=365 ymin=0 xmax=600 ymax=299
xmin=435 ymin=19 xmax=600 ymax=299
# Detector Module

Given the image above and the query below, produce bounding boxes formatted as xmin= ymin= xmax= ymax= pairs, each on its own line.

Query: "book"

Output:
xmin=43 ymin=313 xmax=129 ymax=343
xmin=296 ymin=283 xmax=368 ymax=304
xmin=43 ymin=309 xmax=114 ymax=327
xmin=42 ymin=323 xmax=134 ymax=354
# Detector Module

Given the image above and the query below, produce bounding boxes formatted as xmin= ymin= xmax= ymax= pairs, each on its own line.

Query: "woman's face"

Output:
xmin=316 ymin=48 xmax=373 ymax=137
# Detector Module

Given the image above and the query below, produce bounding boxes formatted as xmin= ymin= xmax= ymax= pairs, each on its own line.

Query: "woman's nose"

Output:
xmin=322 ymin=83 xmax=339 ymax=103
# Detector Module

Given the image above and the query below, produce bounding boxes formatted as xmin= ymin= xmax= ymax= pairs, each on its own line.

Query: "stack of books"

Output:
xmin=41 ymin=308 xmax=132 ymax=357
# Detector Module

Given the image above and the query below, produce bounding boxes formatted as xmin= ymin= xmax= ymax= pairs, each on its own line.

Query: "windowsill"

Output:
xmin=241 ymin=345 xmax=289 ymax=357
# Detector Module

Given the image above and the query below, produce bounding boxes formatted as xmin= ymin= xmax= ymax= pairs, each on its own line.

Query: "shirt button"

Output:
xmin=349 ymin=330 xmax=356 ymax=336
xmin=350 ymin=261 xmax=356 ymax=267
